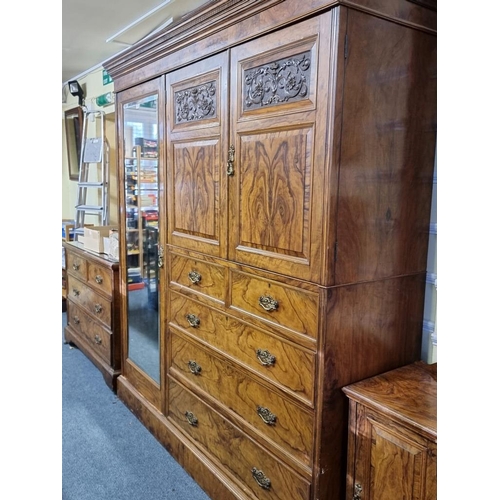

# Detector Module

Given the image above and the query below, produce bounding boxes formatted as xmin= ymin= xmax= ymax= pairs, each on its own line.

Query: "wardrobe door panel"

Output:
xmin=166 ymin=52 xmax=229 ymax=258
xmin=228 ymin=13 xmax=333 ymax=283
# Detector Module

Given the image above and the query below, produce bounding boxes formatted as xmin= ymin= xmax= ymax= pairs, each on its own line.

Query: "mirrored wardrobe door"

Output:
xmin=117 ymin=76 xmax=164 ymax=406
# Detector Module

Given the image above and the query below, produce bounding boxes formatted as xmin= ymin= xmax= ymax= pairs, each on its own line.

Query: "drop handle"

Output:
xmin=257 ymin=406 xmax=277 ymax=425
xmin=188 ymin=360 xmax=202 ymax=375
xmin=256 ymin=349 xmax=276 ymax=366
xmin=185 ymin=411 xmax=198 ymax=427
xmin=72 ymin=316 xmax=80 ymax=325
xmin=94 ymin=304 xmax=103 ymax=314
xmin=72 ymin=262 xmax=80 ymax=271
xmin=72 ymin=288 xmax=80 ymax=297
xmin=251 ymin=467 xmax=271 ymax=490
xmin=258 ymin=295 xmax=278 ymax=311
xmin=94 ymin=335 xmax=102 ymax=345
xmin=186 ymin=314 xmax=201 ymax=328
xmin=94 ymin=275 xmax=103 ymax=284
xmin=188 ymin=270 xmax=201 ymax=284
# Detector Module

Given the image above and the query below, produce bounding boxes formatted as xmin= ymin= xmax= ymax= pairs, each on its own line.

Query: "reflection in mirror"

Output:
xmin=65 ymin=107 xmax=83 ymax=180
xmin=123 ymin=95 xmax=160 ymax=382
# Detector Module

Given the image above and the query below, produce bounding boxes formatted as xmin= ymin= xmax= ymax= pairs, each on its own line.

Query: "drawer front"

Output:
xmin=230 ymin=271 xmax=318 ymax=338
xmin=168 ymin=379 xmax=311 ymax=500
xmin=66 ymin=300 xmax=112 ymax=363
xmin=170 ymin=292 xmax=315 ymax=404
xmin=170 ymin=332 xmax=313 ymax=466
xmin=66 ymin=251 xmax=87 ymax=281
xmin=87 ymin=262 xmax=113 ymax=297
xmin=169 ymin=254 xmax=226 ymax=303
xmin=67 ymin=275 xmax=112 ymax=327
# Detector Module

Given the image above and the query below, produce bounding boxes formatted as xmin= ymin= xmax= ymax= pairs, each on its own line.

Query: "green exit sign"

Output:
xmin=102 ymin=69 xmax=113 ymax=85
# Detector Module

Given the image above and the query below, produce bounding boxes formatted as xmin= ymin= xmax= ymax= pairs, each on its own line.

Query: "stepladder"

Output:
xmin=74 ymin=109 xmax=109 ymax=236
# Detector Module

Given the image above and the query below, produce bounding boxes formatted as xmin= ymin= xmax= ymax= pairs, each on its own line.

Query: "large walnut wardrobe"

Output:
xmin=104 ymin=1 xmax=437 ymax=499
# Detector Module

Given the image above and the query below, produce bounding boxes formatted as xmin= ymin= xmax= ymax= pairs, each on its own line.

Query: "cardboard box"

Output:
xmin=84 ymin=226 xmax=118 ymax=253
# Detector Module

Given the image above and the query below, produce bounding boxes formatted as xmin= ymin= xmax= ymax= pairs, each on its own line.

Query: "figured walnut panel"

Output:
xmin=171 ymin=139 xmax=220 ymax=240
xmin=238 ymin=127 xmax=311 ymax=257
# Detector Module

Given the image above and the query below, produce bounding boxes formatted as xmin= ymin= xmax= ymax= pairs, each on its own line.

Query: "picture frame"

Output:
xmin=64 ymin=106 xmax=83 ymax=180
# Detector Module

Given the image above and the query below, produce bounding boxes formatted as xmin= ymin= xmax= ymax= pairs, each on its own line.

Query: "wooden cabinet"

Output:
xmin=342 ymin=362 xmax=437 ymax=500
xmin=63 ymin=241 xmax=121 ymax=390
xmin=106 ymin=1 xmax=436 ymax=499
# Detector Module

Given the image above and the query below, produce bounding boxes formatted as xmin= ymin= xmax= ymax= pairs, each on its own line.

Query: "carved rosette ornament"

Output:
xmin=175 ymin=81 xmax=217 ymax=123
xmin=244 ymin=51 xmax=311 ymax=108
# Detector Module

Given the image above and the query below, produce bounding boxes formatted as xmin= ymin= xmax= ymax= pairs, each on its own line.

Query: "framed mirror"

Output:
xmin=64 ymin=106 xmax=83 ymax=180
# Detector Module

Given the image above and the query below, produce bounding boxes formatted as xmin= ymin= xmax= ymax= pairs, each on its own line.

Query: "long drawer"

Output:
xmin=66 ymin=300 xmax=112 ymax=363
xmin=168 ymin=378 xmax=311 ymax=500
xmin=169 ymin=291 xmax=315 ymax=405
xmin=66 ymin=274 xmax=112 ymax=327
xmin=170 ymin=331 xmax=314 ymax=467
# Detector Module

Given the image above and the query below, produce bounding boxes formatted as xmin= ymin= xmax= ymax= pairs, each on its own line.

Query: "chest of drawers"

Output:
xmin=63 ymin=241 xmax=121 ymax=390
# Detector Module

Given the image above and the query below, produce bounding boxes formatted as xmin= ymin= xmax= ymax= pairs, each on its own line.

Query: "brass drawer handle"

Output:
xmin=251 ymin=467 xmax=271 ymax=490
xmin=226 ymin=144 xmax=235 ymax=176
xmin=72 ymin=316 xmax=80 ymax=325
xmin=188 ymin=360 xmax=202 ymax=375
xmin=354 ymin=483 xmax=363 ymax=500
xmin=72 ymin=288 xmax=80 ymax=297
xmin=188 ymin=270 xmax=201 ymax=284
xmin=72 ymin=262 xmax=80 ymax=271
xmin=256 ymin=349 xmax=276 ymax=366
xmin=94 ymin=275 xmax=103 ymax=284
xmin=94 ymin=335 xmax=102 ymax=345
xmin=257 ymin=406 xmax=277 ymax=425
xmin=258 ymin=295 xmax=278 ymax=311
xmin=185 ymin=411 xmax=198 ymax=427
xmin=94 ymin=304 xmax=103 ymax=314
xmin=186 ymin=313 xmax=201 ymax=328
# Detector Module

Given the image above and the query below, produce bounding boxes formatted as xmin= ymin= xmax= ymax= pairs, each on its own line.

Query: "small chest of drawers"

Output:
xmin=63 ymin=241 xmax=121 ymax=391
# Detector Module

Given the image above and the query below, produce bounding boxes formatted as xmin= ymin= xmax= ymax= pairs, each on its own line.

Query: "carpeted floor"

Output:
xmin=62 ymin=312 xmax=211 ymax=500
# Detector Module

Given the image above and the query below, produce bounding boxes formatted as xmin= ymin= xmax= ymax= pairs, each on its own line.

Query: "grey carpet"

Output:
xmin=62 ymin=312 xmax=211 ymax=500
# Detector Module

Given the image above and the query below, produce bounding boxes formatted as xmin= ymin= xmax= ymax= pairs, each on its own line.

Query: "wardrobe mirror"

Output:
xmin=123 ymin=95 xmax=160 ymax=382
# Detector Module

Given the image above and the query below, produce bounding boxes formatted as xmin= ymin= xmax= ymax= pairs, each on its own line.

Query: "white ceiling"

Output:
xmin=62 ymin=0 xmax=211 ymax=84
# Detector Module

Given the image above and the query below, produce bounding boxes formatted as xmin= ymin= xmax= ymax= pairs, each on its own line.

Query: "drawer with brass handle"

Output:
xmin=169 ymin=292 xmax=315 ymax=404
xmin=66 ymin=275 xmax=112 ymax=327
xmin=66 ymin=300 xmax=112 ymax=363
xmin=169 ymin=253 xmax=226 ymax=303
xmin=168 ymin=379 xmax=311 ymax=500
xmin=88 ymin=262 xmax=113 ymax=296
xmin=230 ymin=270 xmax=318 ymax=339
xmin=170 ymin=332 xmax=314 ymax=467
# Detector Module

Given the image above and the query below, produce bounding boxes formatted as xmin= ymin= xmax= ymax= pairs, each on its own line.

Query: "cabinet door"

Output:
xmin=165 ymin=52 xmax=229 ymax=258
xmin=228 ymin=12 xmax=333 ymax=283
xmin=351 ymin=405 xmax=435 ymax=500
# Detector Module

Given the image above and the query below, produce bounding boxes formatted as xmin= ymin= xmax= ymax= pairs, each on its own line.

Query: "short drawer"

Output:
xmin=66 ymin=275 xmax=112 ymax=328
xmin=87 ymin=262 xmax=113 ymax=297
xmin=169 ymin=253 xmax=226 ymax=303
xmin=170 ymin=332 xmax=314 ymax=467
xmin=169 ymin=292 xmax=315 ymax=405
xmin=66 ymin=300 xmax=112 ymax=363
xmin=66 ymin=251 xmax=87 ymax=281
xmin=168 ymin=378 xmax=311 ymax=500
xmin=230 ymin=271 xmax=318 ymax=338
